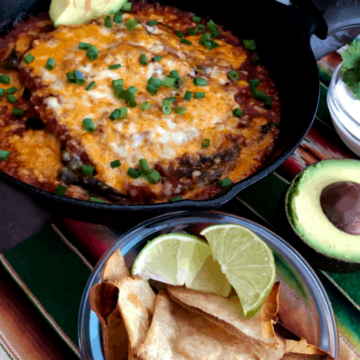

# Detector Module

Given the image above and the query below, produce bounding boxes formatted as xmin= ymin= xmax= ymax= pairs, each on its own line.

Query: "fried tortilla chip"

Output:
xmin=137 ymin=289 xmax=285 ymax=360
xmin=102 ymin=249 xmax=130 ymax=286
xmin=283 ymin=339 xmax=334 ymax=360
xmin=117 ymin=275 xmax=156 ymax=359
xmin=167 ymin=282 xmax=284 ymax=353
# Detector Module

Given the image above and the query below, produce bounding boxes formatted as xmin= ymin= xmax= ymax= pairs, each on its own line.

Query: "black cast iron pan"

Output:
xmin=0 ymin=0 xmax=358 ymax=224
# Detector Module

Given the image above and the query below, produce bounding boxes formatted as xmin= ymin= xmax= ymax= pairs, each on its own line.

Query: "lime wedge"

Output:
xmin=200 ymin=224 xmax=276 ymax=316
xmin=131 ymin=233 xmax=231 ymax=297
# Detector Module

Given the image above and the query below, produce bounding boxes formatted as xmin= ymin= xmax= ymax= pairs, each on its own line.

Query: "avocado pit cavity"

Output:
xmin=320 ymin=181 xmax=360 ymax=235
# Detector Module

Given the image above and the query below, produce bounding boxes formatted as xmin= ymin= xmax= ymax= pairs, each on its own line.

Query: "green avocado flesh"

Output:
xmin=286 ymin=159 xmax=360 ymax=263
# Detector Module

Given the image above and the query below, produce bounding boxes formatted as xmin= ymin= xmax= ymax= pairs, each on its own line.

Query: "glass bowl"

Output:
xmin=78 ymin=211 xmax=338 ymax=360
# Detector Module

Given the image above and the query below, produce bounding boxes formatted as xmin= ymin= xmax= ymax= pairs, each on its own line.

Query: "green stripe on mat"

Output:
xmin=317 ymin=83 xmax=332 ymax=129
xmin=0 ymin=226 xmax=92 ymax=355
xmin=0 ymin=342 xmax=14 ymax=360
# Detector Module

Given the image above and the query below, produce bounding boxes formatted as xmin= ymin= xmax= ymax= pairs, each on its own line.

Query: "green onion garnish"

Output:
xmin=219 ymin=178 xmax=232 ymax=188
xmin=192 ymin=15 xmax=202 ymax=22
xmin=112 ymin=79 xmax=124 ymax=88
xmin=109 ymin=109 xmax=120 ymax=121
xmin=253 ymin=55 xmax=260 ymax=65
xmin=195 ymin=24 xmax=206 ymax=33
xmin=162 ymin=77 xmax=175 ymax=88
xmin=7 ymin=94 xmax=16 ymax=103
xmin=0 ymin=89 xmax=4 ymax=96
xmin=66 ymin=72 xmax=76 ymax=83
xmin=169 ymin=70 xmax=180 ymax=79
xmin=146 ymin=84 xmax=158 ymax=95
xmin=153 ymin=56 xmax=162 ymax=62
xmin=201 ymin=138 xmax=210 ymax=147
xmin=74 ymin=70 xmax=85 ymax=85
xmin=82 ymin=165 xmax=94 ymax=176
xmin=175 ymin=106 xmax=185 ymax=115
xmin=211 ymin=28 xmax=221 ymax=38
xmin=165 ymin=97 xmax=176 ymax=102
xmin=187 ymin=28 xmax=196 ymax=36
xmin=86 ymin=81 xmax=96 ymax=91
xmin=109 ymin=64 xmax=121 ymax=70
xmin=148 ymin=77 xmax=162 ymax=88
xmin=111 ymin=159 xmax=121 ymax=168
xmin=86 ymin=45 xmax=99 ymax=60
xmin=0 ymin=75 xmax=10 ymax=85
xmin=126 ymin=18 xmax=138 ymax=31
xmin=113 ymin=11 xmax=123 ymax=23
xmin=113 ymin=85 xmax=124 ymax=98
xmin=199 ymin=33 xmax=219 ymax=50
xmin=119 ymin=107 xmax=127 ymax=119
xmin=227 ymin=70 xmax=239 ymax=81
xmin=122 ymin=2 xmax=132 ymax=11
xmin=162 ymin=104 xmax=171 ymax=115
xmin=128 ymin=86 xmax=138 ymax=94
xmin=127 ymin=167 xmax=141 ymax=179
xmin=140 ymin=54 xmax=148 ymax=65
xmin=184 ymin=91 xmax=192 ymax=101
xmin=90 ymin=197 xmax=105 ymax=203
xmin=23 ymin=54 xmax=35 ymax=64
xmin=141 ymin=101 xmax=150 ymax=111
xmin=162 ymin=99 xmax=172 ymax=107
xmin=148 ymin=20 xmax=158 ymax=25
xmin=253 ymin=90 xmax=267 ymax=100
xmin=0 ymin=150 xmax=10 ymax=161
xmin=83 ymin=118 xmax=96 ymax=132
xmin=243 ymin=39 xmax=256 ymax=50
xmin=180 ymin=38 xmax=191 ymax=45
xmin=139 ymin=158 xmax=151 ymax=175
xmin=249 ymin=78 xmax=260 ymax=91
xmin=175 ymin=30 xmax=183 ymax=38
xmin=45 ymin=58 xmax=55 ymax=70
xmin=194 ymin=92 xmax=205 ymax=99
xmin=207 ymin=20 xmax=217 ymax=32
xmin=147 ymin=169 xmax=160 ymax=184
xmin=193 ymin=78 xmax=207 ymax=86
xmin=265 ymin=96 xmax=272 ymax=108
xmin=6 ymin=87 xmax=18 ymax=94
xmin=55 ymin=185 xmax=67 ymax=196
xmin=104 ymin=15 xmax=112 ymax=28
xmin=12 ymin=108 xmax=24 ymax=116
xmin=170 ymin=196 xmax=182 ymax=202
xmin=233 ymin=108 xmax=243 ymax=117
xmin=79 ymin=42 xmax=90 ymax=49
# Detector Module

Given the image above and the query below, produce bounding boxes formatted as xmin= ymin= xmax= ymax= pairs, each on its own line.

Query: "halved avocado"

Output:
xmin=286 ymin=159 xmax=360 ymax=272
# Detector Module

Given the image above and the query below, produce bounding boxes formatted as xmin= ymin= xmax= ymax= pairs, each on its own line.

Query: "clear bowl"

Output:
xmin=78 ymin=211 xmax=338 ymax=360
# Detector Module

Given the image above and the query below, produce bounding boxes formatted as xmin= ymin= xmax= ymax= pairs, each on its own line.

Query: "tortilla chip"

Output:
xmin=102 ymin=249 xmax=130 ymax=286
xmin=117 ymin=276 xmax=156 ymax=359
xmin=283 ymin=339 xmax=334 ymax=360
xmin=167 ymin=282 xmax=284 ymax=352
xmin=137 ymin=289 xmax=285 ymax=360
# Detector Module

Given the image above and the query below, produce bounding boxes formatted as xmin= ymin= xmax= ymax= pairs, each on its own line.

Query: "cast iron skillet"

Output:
xmin=0 ymin=0 xmax=358 ymax=224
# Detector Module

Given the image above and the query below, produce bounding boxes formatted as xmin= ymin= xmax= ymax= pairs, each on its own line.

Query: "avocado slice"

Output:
xmin=286 ymin=159 xmax=360 ymax=271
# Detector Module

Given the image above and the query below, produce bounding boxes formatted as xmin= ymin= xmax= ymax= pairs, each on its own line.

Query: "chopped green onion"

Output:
xmin=111 ymin=159 xmax=121 ymax=168
xmin=114 ymin=85 xmax=124 ymax=98
xmin=162 ymin=104 xmax=171 ymax=115
xmin=109 ymin=64 xmax=121 ymax=70
xmin=147 ymin=169 xmax=160 ymax=184
xmin=162 ymin=99 xmax=172 ymax=107
xmin=175 ymin=106 xmax=185 ymax=115
xmin=109 ymin=108 xmax=120 ymax=121
xmin=90 ymin=197 xmax=106 ymax=203
xmin=74 ymin=70 xmax=85 ymax=85
xmin=211 ymin=28 xmax=221 ymax=38
xmin=165 ymin=97 xmax=176 ymax=102
xmin=119 ymin=107 xmax=127 ymax=119
xmin=162 ymin=76 xmax=175 ymax=88
xmin=45 ymin=58 xmax=55 ymax=70
xmin=187 ymin=28 xmax=196 ymax=36
xmin=128 ymin=86 xmax=138 ymax=94
xmin=170 ymin=196 xmax=182 ymax=202
xmin=86 ymin=81 xmax=96 ymax=91
xmin=192 ymin=15 xmax=202 ymax=22
xmin=148 ymin=77 xmax=162 ymax=88
xmin=193 ymin=77 xmax=207 ymax=86
xmin=0 ymin=150 xmax=10 ymax=161
xmin=201 ymin=138 xmax=210 ymax=148
xmin=23 ymin=54 xmax=35 ymax=64
xmin=209 ymin=39 xmax=219 ymax=49
xmin=55 ymin=185 xmax=67 ymax=196
xmin=265 ymin=96 xmax=272 ymax=108
xmin=194 ymin=92 xmax=205 ymax=99
xmin=79 ymin=42 xmax=90 ymax=49
xmin=83 ymin=118 xmax=96 ymax=132
xmin=7 ymin=94 xmax=16 ymax=103
xmin=243 ymin=39 xmax=256 ymax=50
xmin=112 ymin=79 xmax=124 ymax=89
xmin=82 ymin=165 xmax=94 ymax=176
xmin=122 ymin=2 xmax=132 ymax=11
xmin=0 ymin=89 xmax=4 ymax=96
xmin=12 ymin=108 xmax=24 ymax=116
xmin=104 ymin=15 xmax=112 ymax=28
xmin=6 ymin=87 xmax=18 ymax=94
xmin=146 ymin=84 xmax=158 ymax=95
xmin=195 ymin=24 xmax=206 ymax=33
xmin=253 ymin=55 xmax=260 ymax=65
xmin=0 ymin=75 xmax=10 ymax=85
xmin=127 ymin=167 xmax=141 ymax=179
xmin=227 ymin=70 xmax=239 ymax=81
xmin=199 ymin=33 xmax=219 ymax=50
xmin=253 ymin=90 xmax=267 ymax=100
xmin=180 ymin=38 xmax=191 ymax=45
xmin=86 ymin=45 xmax=99 ymax=60
xmin=233 ymin=108 xmax=243 ymax=117
xmin=139 ymin=158 xmax=151 ymax=175
xmin=207 ymin=20 xmax=217 ymax=32
xmin=219 ymin=178 xmax=233 ymax=188
xmin=152 ymin=56 xmax=162 ymax=62
xmin=113 ymin=11 xmax=123 ymax=23
xmin=117 ymin=89 xmax=137 ymax=107
xmin=249 ymin=78 xmax=260 ymax=91
xmin=184 ymin=91 xmax=192 ymax=101
xmin=140 ymin=54 xmax=148 ymax=65
xmin=126 ymin=18 xmax=138 ymax=31
xmin=141 ymin=101 xmax=150 ymax=111
xmin=148 ymin=20 xmax=158 ymax=25
xmin=175 ymin=30 xmax=183 ymax=38
xmin=66 ymin=72 xmax=76 ymax=83
xmin=200 ymin=33 xmax=210 ymax=43
xmin=169 ymin=70 xmax=180 ymax=79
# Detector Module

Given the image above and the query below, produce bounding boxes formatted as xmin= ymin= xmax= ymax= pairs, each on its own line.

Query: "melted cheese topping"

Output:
xmin=21 ymin=14 xmax=247 ymax=194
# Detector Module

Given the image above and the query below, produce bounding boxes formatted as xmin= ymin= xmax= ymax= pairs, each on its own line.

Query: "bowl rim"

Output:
xmin=78 ymin=210 xmax=338 ymax=360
